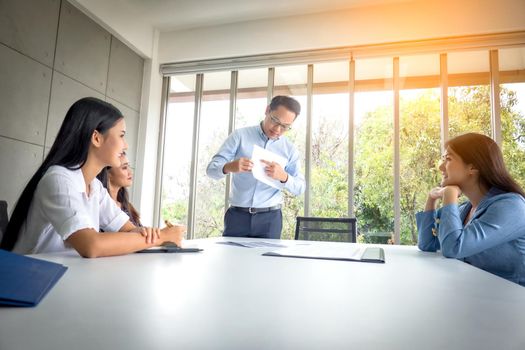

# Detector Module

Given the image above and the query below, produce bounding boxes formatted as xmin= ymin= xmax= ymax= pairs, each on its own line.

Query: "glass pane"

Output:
xmin=448 ymin=50 xmax=491 ymax=137
xmin=311 ymin=61 xmax=349 ymax=218
xmin=448 ymin=51 xmax=490 ymax=74
xmin=194 ymin=72 xmax=231 ymax=238
xmin=236 ymin=68 xmax=268 ymax=129
xmin=500 ymin=47 xmax=525 ymax=190
xmin=355 ymin=57 xmax=393 ymax=80
xmin=399 ymin=53 xmax=440 ymax=90
xmin=161 ymin=75 xmax=196 ymax=227
xmin=355 ymin=57 xmax=394 ymax=243
xmin=399 ymin=83 xmax=441 ymax=247
xmin=274 ymin=65 xmax=307 ymax=240
xmin=399 ymin=54 xmax=440 ymax=77
xmin=399 ymin=55 xmax=441 ymax=246
xmin=275 ymin=65 xmax=307 ymax=95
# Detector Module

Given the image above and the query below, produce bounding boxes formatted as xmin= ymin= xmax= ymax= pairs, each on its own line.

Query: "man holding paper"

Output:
xmin=206 ymin=96 xmax=305 ymax=239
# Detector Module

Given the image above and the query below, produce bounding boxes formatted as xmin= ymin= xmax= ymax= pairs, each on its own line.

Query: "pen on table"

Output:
xmin=163 ymin=220 xmax=191 ymax=249
xmin=163 ymin=220 xmax=176 ymax=247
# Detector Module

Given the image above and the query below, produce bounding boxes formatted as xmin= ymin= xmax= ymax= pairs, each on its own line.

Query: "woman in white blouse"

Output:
xmin=1 ymin=97 xmax=185 ymax=257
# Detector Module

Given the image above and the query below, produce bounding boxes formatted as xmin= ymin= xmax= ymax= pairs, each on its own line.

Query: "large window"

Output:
xmin=448 ymin=51 xmax=491 ymax=137
xmin=311 ymin=61 xmax=349 ymax=218
xmin=194 ymin=72 xmax=231 ymax=238
xmin=236 ymin=68 xmax=268 ymax=129
xmin=159 ymin=42 xmax=525 ymax=245
xmin=274 ymin=65 xmax=307 ymax=239
xmin=354 ymin=57 xmax=394 ymax=243
xmin=500 ymin=47 xmax=525 ymax=190
xmin=161 ymin=75 xmax=195 ymax=227
xmin=399 ymin=54 xmax=441 ymax=245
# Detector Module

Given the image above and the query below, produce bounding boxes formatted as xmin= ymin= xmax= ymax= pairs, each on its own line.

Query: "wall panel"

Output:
xmin=0 ymin=45 xmax=52 ymax=145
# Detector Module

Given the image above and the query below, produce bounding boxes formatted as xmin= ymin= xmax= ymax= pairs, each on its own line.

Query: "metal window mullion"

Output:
xmin=490 ymin=50 xmax=502 ymax=146
xmin=393 ymin=57 xmax=401 ymax=245
xmin=154 ymin=77 xmax=171 ymax=226
xmin=187 ymin=74 xmax=204 ymax=239
xmin=440 ymin=53 xmax=449 ymax=152
xmin=348 ymin=58 xmax=356 ymax=218
xmin=267 ymin=67 xmax=275 ymax=103
xmin=225 ymin=71 xmax=238 ymax=210
xmin=305 ymin=64 xmax=313 ymax=216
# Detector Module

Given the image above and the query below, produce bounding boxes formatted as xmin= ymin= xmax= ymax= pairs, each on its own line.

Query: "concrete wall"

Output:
xmin=68 ymin=0 xmax=155 ymax=58
xmin=0 ymin=0 xmax=144 ymax=217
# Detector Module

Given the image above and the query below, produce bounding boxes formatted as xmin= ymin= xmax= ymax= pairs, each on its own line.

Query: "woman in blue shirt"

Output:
xmin=417 ymin=132 xmax=525 ymax=286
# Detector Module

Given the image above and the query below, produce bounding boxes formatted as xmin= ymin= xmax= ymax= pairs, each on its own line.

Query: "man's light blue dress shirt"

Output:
xmin=417 ymin=187 xmax=525 ymax=286
xmin=206 ymin=124 xmax=305 ymax=208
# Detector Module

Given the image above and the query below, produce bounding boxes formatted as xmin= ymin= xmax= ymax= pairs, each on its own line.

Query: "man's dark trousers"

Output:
xmin=223 ymin=206 xmax=282 ymax=239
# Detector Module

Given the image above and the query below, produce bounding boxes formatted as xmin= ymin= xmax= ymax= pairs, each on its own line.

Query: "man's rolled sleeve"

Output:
xmin=282 ymin=172 xmax=305 ymax=196
xmin=207 ymin=132 xmax=240 ymax=180
xmin=207 ymin=157 xmax=228 ymax=180
xmin=282 ymin=148 xmax=305 ymax=196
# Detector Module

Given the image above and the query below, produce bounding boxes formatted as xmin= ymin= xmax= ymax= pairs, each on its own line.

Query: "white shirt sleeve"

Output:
xmin=97 ymin=181 xmax=130 ymax=232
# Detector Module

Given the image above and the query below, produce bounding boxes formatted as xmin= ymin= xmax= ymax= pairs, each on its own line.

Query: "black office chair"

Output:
xmin=294 ymin=216 xmax=357 ymax=243
xmin=0 ymin=200 xmax=8 ymax=241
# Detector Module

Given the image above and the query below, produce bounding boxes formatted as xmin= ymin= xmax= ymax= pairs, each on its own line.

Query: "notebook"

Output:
xmin=137 ymin=242 xmax=202 ymax=253
xmin=0 ymin=249 xmax=68 ymax=307
xmin=262 ymin=244 xmax=385 ymax=263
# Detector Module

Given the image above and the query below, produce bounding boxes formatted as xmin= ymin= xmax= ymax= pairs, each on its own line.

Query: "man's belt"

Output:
xmin=231 ymin=205 xmax=281 ymax=214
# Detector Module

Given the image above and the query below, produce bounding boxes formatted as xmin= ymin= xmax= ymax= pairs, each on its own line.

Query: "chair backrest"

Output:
xmin=0 ymin=200 xmax=8 ymax=241
xmin=295 ymin=216 xmax=357 ymax=243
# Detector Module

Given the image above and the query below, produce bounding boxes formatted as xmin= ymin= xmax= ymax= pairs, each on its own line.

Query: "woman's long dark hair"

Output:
xmin=446 ymin=133 xmax=525 ymax=197
xmin=0 ymin=97 xmax=123 ymax=251
xmin=97 ymin=167 xmax=141 ymax=226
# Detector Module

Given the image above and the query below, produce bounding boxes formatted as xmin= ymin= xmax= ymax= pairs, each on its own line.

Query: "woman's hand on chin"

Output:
xmin=426 ymin=187 xmax=445 ymax=210
xmin=429 ymin=186 xmax=445 ymax=200
xmin=425 ymin=185 xmax=462 ymax=210
xmin=442 ymin=185 xmax=462 ymax=205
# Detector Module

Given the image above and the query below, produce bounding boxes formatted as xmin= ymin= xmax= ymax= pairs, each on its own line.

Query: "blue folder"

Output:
xmin=0 ymin=249 xmax=67 ymax=307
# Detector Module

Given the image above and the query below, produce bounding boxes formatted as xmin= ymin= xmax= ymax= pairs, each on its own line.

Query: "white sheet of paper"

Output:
xmin=251 ymin=145 xmax=287 ymax=189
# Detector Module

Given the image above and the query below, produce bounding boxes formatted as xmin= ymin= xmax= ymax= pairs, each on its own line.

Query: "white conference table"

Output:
xmin=1 ymin=237 xmax=524 ymax=350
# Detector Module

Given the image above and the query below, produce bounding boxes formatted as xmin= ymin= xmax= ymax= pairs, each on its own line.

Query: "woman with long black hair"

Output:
xmin=0 ymin=97 xmax=184 ymax=257
xmin=417 ymin=132 xmax=525 ymax=286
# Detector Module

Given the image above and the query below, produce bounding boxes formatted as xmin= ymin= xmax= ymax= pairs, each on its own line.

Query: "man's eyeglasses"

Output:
xmin=268 ymin=114 xmax=292 ymax=131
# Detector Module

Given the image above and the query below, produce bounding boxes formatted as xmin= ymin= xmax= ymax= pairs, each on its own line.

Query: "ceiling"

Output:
xmin=121 ymin=0 xmax=414 ymax=32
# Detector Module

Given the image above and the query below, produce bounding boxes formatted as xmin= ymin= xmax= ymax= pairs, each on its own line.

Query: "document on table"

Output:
xmin=217 ymin=241 xmax=289 ymax=248
xmin=251 ymin=145 xmax=287 ymax=189
xmin=263 ymin=244 xmax=385 ymax=263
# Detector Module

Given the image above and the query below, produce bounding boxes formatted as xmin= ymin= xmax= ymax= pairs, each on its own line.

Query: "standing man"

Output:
xmin=206 ymin=95 xmax=305 ymax=239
